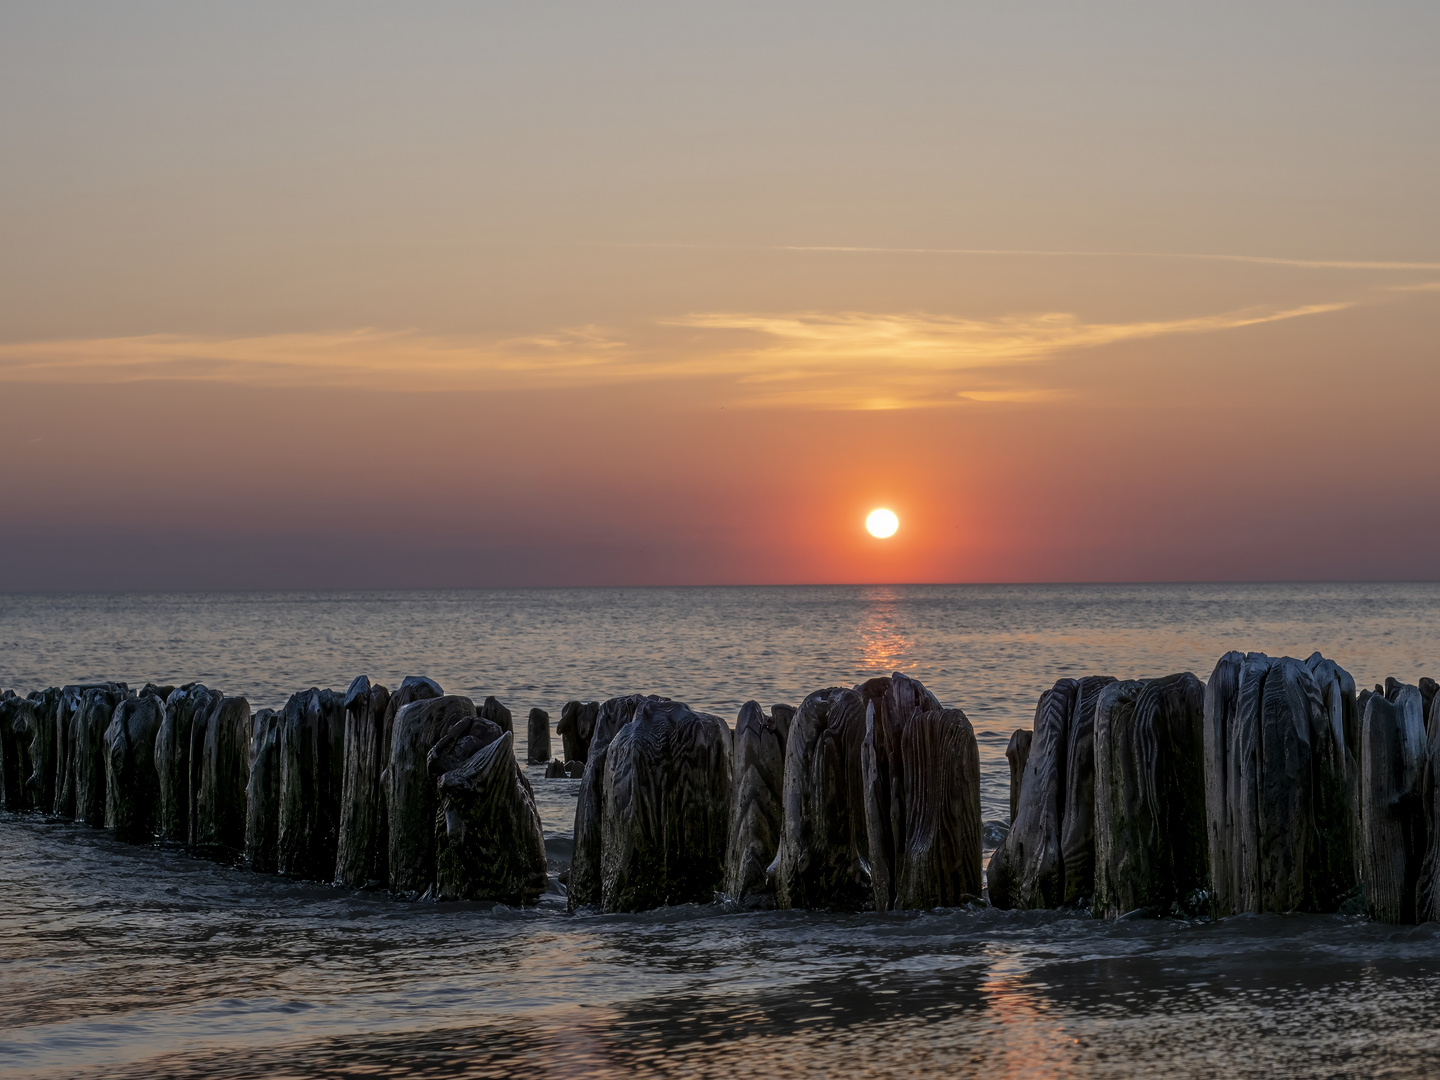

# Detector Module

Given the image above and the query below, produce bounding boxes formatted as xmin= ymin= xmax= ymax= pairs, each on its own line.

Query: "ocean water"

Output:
xmin=2 ymin=583 xmax=1439 ymax=1077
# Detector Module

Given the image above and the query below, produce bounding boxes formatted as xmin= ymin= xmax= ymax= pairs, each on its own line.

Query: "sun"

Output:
xmin=866 ymin=508 xmax=899 ymax=538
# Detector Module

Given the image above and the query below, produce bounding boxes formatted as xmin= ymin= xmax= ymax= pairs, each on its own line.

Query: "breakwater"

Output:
xmin=4 ymin=648 xmax=1436 ymax=922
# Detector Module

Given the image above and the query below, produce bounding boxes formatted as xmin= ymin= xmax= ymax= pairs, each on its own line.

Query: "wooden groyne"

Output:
xmin=1 ymin=653 xmax=1436 ymax=920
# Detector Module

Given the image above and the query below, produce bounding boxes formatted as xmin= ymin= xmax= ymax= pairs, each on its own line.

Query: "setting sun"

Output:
xmin=866 ymin=508 xmax=899 ymax=538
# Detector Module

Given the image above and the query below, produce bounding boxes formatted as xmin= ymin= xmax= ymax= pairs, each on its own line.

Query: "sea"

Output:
xmin=2 ymin=583 xmax=1439 ymax=1078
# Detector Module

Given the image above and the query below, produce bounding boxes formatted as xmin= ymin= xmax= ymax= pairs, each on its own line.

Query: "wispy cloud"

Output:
xmin=620 ymin=242 xmax=1440 ymax=273
xmin=650 ymin=302 xmax=1350 ymax=406
xmin=0 ymin=298 xmax=1352 ymax=408
xmin=0 ymin=327 xmax=626 ymax=390
xmin=666 ymin=302 xmax=1348 ymax=368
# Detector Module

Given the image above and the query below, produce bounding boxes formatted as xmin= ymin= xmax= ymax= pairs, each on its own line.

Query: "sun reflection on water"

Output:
xmin=858 ymin=585 xmax=915 ymax=673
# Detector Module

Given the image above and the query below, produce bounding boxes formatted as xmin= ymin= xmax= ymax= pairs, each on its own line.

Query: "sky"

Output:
xmin=1 ymin=1 xmax=1438 ymax=589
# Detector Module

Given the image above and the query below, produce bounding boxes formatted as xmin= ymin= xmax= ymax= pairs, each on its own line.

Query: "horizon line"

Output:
xmin=3 ymin=578 xmax=1437 ymax=597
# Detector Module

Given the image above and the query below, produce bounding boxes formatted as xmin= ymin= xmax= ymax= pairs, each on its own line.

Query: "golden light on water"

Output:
xmin=866 ymin=508 xmax=899 ymax=538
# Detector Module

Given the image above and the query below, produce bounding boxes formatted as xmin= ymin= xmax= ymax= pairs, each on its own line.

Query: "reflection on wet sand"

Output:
xmin=9 ymin=808 xmax=1440 ymax=1080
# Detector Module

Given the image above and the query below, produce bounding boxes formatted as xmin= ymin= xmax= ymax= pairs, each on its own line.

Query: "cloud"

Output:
xmin=650 ymin=301 xmax=1350 ymax=406
xmin=666 ymin=302 xmax=1349 ymax=367
xmin=0 ymin=326 xmax=627 ymax=391
xmin=0 ymin=299 xmax=1351 ymax=409
xmin=625 ymin=242 xmax=1440 ymax=273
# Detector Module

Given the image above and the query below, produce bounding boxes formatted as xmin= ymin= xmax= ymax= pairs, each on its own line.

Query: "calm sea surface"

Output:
xmin=2 ymin=584 xmax=1439 ymax=1077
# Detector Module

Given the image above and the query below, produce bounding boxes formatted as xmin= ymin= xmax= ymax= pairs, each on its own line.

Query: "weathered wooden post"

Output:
xmin=775 ymin=686 xmax=870 ymax=911
xmin=891 ymin=705 xmax=982 ymax=909
xmin=599 ymin=699 xmax=732 ymax=912
xmin=1359 ymin=684 xmax=1426 ymax=922
xmin=724 ymin=700 xmax=787 ymax=907
xmin=388 ymin=695 xmax=477 ymax=896
xmin=196 ymin=696 xmax=252 ymax=858
xmin=858 ymin=673 xmax=941 ymax=912
xmin=480 ymin=696 xmax=513 ymax=735
xmin=1092 ymin=673 xmax=1207 ymax=918
xmin=1204 ymin=652 xmax=1356 ymax=916
xmin=154 ymin=685 xmax=214 ymax=845
xmin=1059 ymin=676 xmax=1116 ymax=906
xmin=987 ymin=676 xmax=1114 ymax=910
xmin=103 ymin=692 xmax=165 ymax=843
xmin=277 ymin=688 xmax=346 ymax=880
xmin=53 ymin=684 xmax=122 ymax=818
xmin=526 ymin=708 xmax=551 ymax=764
xmin=557 ymin=700 xmax=599 ymax=764
xmin=74 ymin=686 xmax=128 ymax=828
xmin=433 ymin=727 xmax=549 ymax=903
xmin=568 ymin=694 xmax=667 ymax=910
xmin=0 ymin=696 xmax=37 ymax=811
xmin=25 ymin=688 xmax=60 ymax=812
xmin=185 ymin=687 xmax=226 ymax=848
xmin=335 ymin=675 xmax=392 ymax=889
xmin=1005 ymin=728 xmax=1031 ymax=825
xmin=245 ymin=708 xmax=282 ymax=873
xmin=1418 ymin=690 xmax=1440 ymax=922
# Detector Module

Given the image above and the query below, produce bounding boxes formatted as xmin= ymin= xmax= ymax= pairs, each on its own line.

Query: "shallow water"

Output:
xmin=2 ymin=583 xmax=1439 ymax=1076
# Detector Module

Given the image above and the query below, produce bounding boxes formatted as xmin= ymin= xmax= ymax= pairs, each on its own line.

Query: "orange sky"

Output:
xmin=2 ymin=4 xmax=1437 ymax=588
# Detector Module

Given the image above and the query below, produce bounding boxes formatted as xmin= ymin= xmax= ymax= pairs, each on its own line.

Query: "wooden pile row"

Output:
xmin=5 ymin=652 xmax=1431 ymax=920
xmin=0 ymin=677 xmax=548 ymax=903
xmin=559 ymin=674 xmax=984 ymax=913
xmin=989 ymin=652 xmax=1440 ymax=923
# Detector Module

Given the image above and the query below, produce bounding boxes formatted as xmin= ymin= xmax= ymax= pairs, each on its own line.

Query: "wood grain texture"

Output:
xmin=892 ymin=707 xmax=982 ymax=909
xmin=527 ymin=708 xmax=551 ymax=764
xmin=184 ymin=687 xmax=225 ymax=849
xmin=23 ymin=688 xmax=59 ymax=813
xmin=1202 ymin=651 xmax=1244 ymax=916
xmin=599 ymin=699 xmax=732 ymax=912
xmin=1360 ymin=686 xmax=1426 ymax=922
xmin=858 ymin=673 xmax=941 ymax=912
xmin=724 ymin=700 xmax=787 ymax=908
xmin=103 ymin=693 xmax=164 ymax=843
xmin=989 ymin=679 xmax=1077 ymax=909
xmin=0 ymin=695 xmax=38 ymax=812
xmin=557 ymin=700 xmax=599 ymax=765
xmin=154 ymin=685 xmax=210 ymax=845
xmin=74 ymin=686 xmax=126 ymax=828
xmin=1205 ymin=652 xmax=1357 ymax=915
xmin=1302 ymin=655 xmax=1357 ymax=912
xmin=277 ymin=688 xmax=346 ymax=880
xmin=1059 ymin=676 xmax=1117 ymax=906
xmin=1418 ymin=690 xmax=1440 ymax=922
xmin=197 ymin=696 xmax=252 ymax=857
xmin=52 ymin=683 xmax=121 ymax=819
xmin=1005 ymin=728 xmax=1032 ymax=826
xmin=568 ymin=694 xmax=665 ymax=911
xmin=372 ymin=676 xmax=442 ymax=887
xmin=776 ymin=686 xmax=870 ymax=911
xmin=480 ymin=696 xmax=513 ymax=736
xmin=1092 ymin=673 xmax=1206 ymax=919
xmin=244 ymin=708 xmax=282 ymax=873
xmin=434 ymin=730 xmax=548 ymax=903
xmin=387 ymin=694 xmax=476 ymax=896
xmin=335 ymin=676 xmax=393 ymax=888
